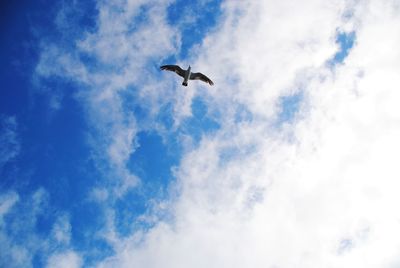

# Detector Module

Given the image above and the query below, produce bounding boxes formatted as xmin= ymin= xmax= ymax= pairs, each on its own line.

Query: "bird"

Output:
xmin=160 ymin=65 xmax=214 ymax=86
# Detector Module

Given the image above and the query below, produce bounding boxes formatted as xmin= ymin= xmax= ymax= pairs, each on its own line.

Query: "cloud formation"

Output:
xmin=36 ymin=0 xmax=182 ymax=200
xmin=46 ymin=251 xmax=82 ymax=268
xmin=94 ymin=0 xmax=400 ymax=267
xmin=0 ymin=188 xmax=83 ymax=268
xmin=34 ymin=0 xmax=400 ymax=267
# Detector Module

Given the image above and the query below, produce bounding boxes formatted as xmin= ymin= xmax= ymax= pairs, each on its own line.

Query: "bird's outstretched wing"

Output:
xmin=189 ymin=72 xmax=214 ymax=86
xmin=160 ymin=65 xmax=185 ymax=77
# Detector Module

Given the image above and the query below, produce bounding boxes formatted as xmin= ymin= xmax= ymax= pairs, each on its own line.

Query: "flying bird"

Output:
xmin=160 ymin=65 xmax=214 ymax=86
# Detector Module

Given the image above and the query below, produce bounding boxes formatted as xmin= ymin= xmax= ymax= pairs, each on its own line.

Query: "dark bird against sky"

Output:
xmin=160 ymin=65 xmax=214 ymax=86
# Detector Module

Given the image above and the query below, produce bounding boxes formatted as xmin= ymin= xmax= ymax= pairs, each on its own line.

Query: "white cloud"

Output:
xmin=34 ymin=0 xmax=400 ymax=266
xmin=0 ymin=191 xmax=19 ymax=224
xmin=35 ymin=2 xmax=187 ymax=260
xmin=52 ymin=214 xmax=72 ymax=245
xmin=46 ymin=251 xmax=82 ymax=268
xmin=92 ymin=0 xmax=400 ymax=267
xmin=36 ymin=0 xmax=182 ymax=200
xmin=0 ymin=188 xmax=79 ymax=267
xmin=89 ymin=187 xmax=109 ymax=202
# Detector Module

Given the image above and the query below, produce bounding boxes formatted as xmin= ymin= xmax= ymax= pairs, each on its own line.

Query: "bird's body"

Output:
xmin=160 ymin=65 xmax=214 ymax=86
xmin=183 ymin=65 xmax=191 ymax=86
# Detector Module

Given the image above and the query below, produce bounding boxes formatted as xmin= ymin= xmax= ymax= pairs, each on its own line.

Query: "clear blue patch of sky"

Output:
xmin=0 ymin=0 xmax=50 ymax=116
xmin=167 ymin=0 xmax=222 ymax=59
xmin=276 ymin=92 xmax=303 ymax=125
xmin=329 ymin=31 xmax=356 ymax=66
xmin=0 ymin=0 xmax=57 ymax=195
xmin=17 ymin=82 xmax=94 ymax=208
xmin=126 ymin=4 xmax=153 ymax=34
xmin=181 ymin=97 xmax=220 ymax=145
xmin=156 ymin=102 xmax=176 ymax=130
xmin=234 ymin=104 xmax=253 ymax=123
xmin=128 ymin=131 xmax=178 ymax=189
xmin=123 ymin=130 xmax=181 ymax=229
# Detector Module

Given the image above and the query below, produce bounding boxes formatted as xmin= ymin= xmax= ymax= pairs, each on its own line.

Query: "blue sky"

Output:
xmin=2 ymin=1 xmax=400 ymax=267
xmin=1 ymin=1 xmax=224 ymax=266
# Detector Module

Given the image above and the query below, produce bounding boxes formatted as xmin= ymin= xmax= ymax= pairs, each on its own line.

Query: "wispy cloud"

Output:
xmin=0 ymin=187 xmax=85 ymax=267
xmin=36 ymin=0 xmax=182 ymax=201
xmin=93 ymin=0 xmax=400 ymax=267
xmin=0 ymin=189 xmax=46 ymax=266
xmin=0 ymin=191 xmax=19 ymax=223
xmin=51 ymin=213 xmax=72 ymax=245
xmin=34 ymin=2 xmax=191 ymax=263
xmin=33 ymin=0 xmax=400 ymax=267
xmin=0 ymin=115 xmax=20 ymax=171
xmin=46 ymin=251 xmax=82 ymax=268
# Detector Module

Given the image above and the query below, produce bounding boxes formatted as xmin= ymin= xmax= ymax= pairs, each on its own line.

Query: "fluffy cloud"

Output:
xmin=0 ymin=189 xmax=80 ymax=268
xmin=51 ymin=214 xmax=72 ymax=245
xmin=94 ymin=0 xmax=400 ymax=267
xmin=0 ymin=189 xmax=47 ymax=267
xmin=46 ymin=251 xmax=82 ymax=268
xmin=36 ymin=0 xmax=183 ymax=201
xmin=35 ymin=0 xmax=400 ymax=267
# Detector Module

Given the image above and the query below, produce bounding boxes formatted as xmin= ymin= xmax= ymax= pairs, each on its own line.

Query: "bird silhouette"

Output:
xmin=160 ymin=65 xmax=214 ymax=86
